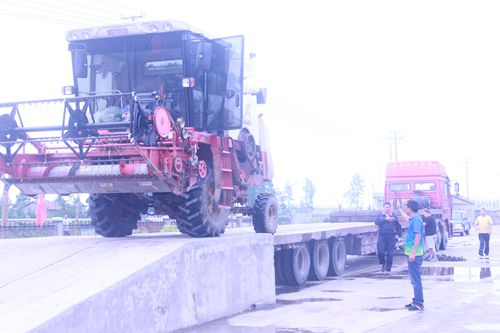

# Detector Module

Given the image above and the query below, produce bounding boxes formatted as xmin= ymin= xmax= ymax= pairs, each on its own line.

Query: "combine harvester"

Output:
xmin=0 ymin=20 xmax=378 ymax=332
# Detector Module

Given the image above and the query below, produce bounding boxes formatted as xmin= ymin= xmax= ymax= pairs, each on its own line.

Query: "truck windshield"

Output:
xmin=415 ymin=182 xmax=436 ymax=191
xmin=388 ymin=183 xmax=410 ymax=191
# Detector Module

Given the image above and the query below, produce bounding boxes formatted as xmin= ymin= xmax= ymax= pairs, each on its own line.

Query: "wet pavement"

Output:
xmin=177 ymin=230 xmax=500 ymax=332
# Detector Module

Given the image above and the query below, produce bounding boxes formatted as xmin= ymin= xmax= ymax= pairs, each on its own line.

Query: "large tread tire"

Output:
xmin=308 ymin=239 xmax=330 ymax=281
xmin=175 ymin=168 xmax=230 ymax=237
xmin=281 ymin=244 xmax=311 ymax=286
xmin=253 ymin=193 xmax=279 ymax=234
xmin=88 ymin=193 xmax=143 ymax=237
xmin=328 ymin=238 xmax=346 ymax=276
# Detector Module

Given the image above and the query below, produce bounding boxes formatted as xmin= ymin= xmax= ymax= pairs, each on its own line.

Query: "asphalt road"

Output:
xmin=179 ymin=229 xmax=500 ymax=333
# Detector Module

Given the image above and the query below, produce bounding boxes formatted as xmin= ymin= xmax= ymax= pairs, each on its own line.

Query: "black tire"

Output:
xmin=328 ymin=238 xmax=346 ymax=276
xmin=253 ymin=193 xmax=279 ymax=234
xmin=308 ymin=239 xmax=330 ymax=281
xmin=274 ymin=250 xmax=285 ymax=285
xmin=88 ymin=193 xmax=143 ymax=237
xmin=281 ymin=244 xmax=310 ymax=286
xmin=175 ymin=167 xmax=230 ymax=237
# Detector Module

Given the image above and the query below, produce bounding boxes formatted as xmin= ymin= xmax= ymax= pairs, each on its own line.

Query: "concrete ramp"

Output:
xmin=0 ymin=232 xmax=275 ymax=333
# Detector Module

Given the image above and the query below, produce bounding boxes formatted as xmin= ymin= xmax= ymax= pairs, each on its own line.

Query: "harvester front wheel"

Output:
xmin=88 ymin=193 xmax=144 ymax=237
xmin=176 ymin=167 xmax=231 ymax=237
xmin=252 ymin=193 xmax=278 ymax=234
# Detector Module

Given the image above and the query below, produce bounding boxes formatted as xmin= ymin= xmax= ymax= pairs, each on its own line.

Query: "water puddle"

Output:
xmin=321 ymin=289 xmax=354 ymax=293
xmin=365 ymin=307 xmax=402 ymax=312
xmin=277 ymin=298 xmax=342 ymax=305
xmin=397 ymin=266 xmax=496 ymax=282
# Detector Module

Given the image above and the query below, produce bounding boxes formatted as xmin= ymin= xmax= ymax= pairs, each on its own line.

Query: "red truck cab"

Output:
xmin=384 ymin=160 xmax=452 ymax=250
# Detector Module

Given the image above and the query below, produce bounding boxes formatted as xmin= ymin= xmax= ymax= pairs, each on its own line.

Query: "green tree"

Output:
xmin=284 ymin=181 xmax=293 ymax=209
xmin=346 ymin=173 xmax=365 ymax=209
xmin=302 ymin=178 xmax=316 ymax=210
xmin=9 ymin=193 xmax=36 ymax=218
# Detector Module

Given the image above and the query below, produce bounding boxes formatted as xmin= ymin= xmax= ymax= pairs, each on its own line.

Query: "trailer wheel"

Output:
xmin=274 ymin=250 xmax=285 ymax=285
xmin=176 ymin=167 xmax=230 ymax=237
xmin=88 ymin=193 xmax=143 ymax=237
xmin=328 ymin=238 xmax=346 ymax=276
xmin=281 ymin=244 xmax=310 ymax=286
xmin=308 ymin=240 xmax=330 ymax=281
xmin=253 ymin=193 xmax=278 ymax=234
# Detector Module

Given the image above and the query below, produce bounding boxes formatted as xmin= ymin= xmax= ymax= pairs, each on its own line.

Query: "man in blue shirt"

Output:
xmin=398 ymin=199 xmax=425 ymax=311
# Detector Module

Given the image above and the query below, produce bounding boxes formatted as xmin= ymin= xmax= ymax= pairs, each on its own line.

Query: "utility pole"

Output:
xmin=463 ymin=158 xmax=471 ymax=198
xmin=387 ymin=131 xmax=403 ymax=162
xmin=2 ymin=182 xmax=9 ymax=226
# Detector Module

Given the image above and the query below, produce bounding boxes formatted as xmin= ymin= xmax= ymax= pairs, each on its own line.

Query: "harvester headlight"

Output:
xmin=149 ymin=24 xmax=159 ymax=32
xmin=69 ymin=33 xmax=79 ymax=40
xmin=82 ymin=32 xmax=90 ymax=39
xmin=163 ymin=22 xmax=173 ymax=31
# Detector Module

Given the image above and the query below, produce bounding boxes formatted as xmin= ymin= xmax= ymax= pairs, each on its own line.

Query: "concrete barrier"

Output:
xmin=0 ymin=232 xmax=275 ymax=333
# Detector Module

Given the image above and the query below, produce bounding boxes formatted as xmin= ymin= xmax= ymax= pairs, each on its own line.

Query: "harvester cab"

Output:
xmin=0 ymin=20 xmax=278 ymax=238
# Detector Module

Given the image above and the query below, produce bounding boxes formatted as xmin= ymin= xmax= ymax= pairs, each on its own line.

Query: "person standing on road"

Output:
xmin=423 ymin=209 xmax=438 ymax=262
xmin=375 ymin=202 xmax=402 ymax=272
xmin=475 ymin=208 xmax=493 ymax=259
xmin=397 ymin=199 xmax=425 ymax=311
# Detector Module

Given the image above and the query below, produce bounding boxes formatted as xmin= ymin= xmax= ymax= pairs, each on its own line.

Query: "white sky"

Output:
xmin=0 ymin=0 xmax=499 ymax=207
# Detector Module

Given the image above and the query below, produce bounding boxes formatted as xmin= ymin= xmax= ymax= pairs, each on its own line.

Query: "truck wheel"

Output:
xmin=88 ymin=193 xmax=143 ymax=237
xmin=282 ymin=244 xmax=311 ymax=286
xmin=308 ymin=239 xmax=330 ymax=281
xmin=253 ymin=193 xmax=278 ymax=234
xmin=328 ymin=238 xmax=346 ymax=276
xmin=176 ymin=167 xmax=230 ymax=237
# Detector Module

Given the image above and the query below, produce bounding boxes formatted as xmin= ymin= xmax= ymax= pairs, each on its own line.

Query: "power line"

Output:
xmin=0 ymin=1 xmax=112 ymax=26
xmin=0 ymin=8 xmax=88 ymax=26
xmin=97 ymin=0 xmax=145 ymax=16
xmin=20 ymin=0 xmax=119 ymax=23
xmin=49 ymin=0 xmax=131 ymax=17
xmin=462 ymin=157 xmax=472 ymax=198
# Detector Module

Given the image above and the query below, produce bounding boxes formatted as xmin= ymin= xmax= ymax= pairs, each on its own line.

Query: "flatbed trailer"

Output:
xmin=272 ymin=222 xmax=378 ymax=286
xmin=0 ymin=222 xmax=378 ymax=332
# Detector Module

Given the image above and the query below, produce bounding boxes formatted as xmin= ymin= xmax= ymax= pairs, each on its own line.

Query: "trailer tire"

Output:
xmin=176 ymin=166 xmax=230 ymax=237
xmin=253 ymin=193 xmax=278 ymax=234
xmin=308 ymin=239 xmax=330 ymax=281
xmin=282 ymin=244 xmax=310 ymax=286
xmin=328 ymin=238 xmax=346 ymax=276
xmin=88 ymin=193 xmax=142 ymax=237
xmin=274 ymin=250 xmax=285 ymax=285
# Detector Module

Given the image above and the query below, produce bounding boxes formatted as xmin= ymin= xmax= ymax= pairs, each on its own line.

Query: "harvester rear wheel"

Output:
xmin=175 ymin=167 xmax=230 ymax=237
xmin=252 ymin=193 xmax=278 ymax=234
xmin=88 ymin=193 xmax=143 ymax=237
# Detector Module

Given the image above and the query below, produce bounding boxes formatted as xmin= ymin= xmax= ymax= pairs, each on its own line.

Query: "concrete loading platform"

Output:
xmin=0 ymin=232 xmax=275 ymax=333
